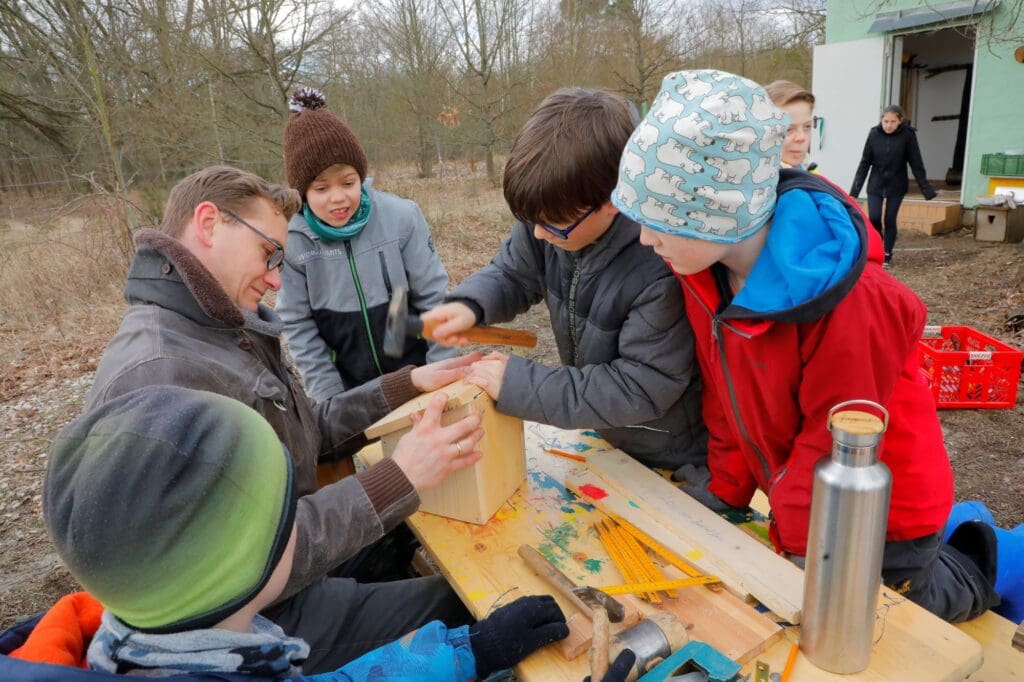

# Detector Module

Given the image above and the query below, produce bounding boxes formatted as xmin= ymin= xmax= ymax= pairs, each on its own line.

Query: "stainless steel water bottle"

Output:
xmin=800 ymin=400 xmax=892 ymax=674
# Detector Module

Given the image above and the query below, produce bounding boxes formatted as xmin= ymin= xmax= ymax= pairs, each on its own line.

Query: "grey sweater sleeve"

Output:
xmin=448 ymin=222 xmax=545 ymax=324
xmin=277 ymin=231 xmax=346 ymax=402
xmin=398 ymin=199 xmax=458 ymax=362
xmin=496 ymin=272 xmax=695 ymax=429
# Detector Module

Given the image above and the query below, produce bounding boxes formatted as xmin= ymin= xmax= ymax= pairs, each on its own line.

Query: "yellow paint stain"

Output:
xmin=495 ymin=506 xmax=518 ymax=521
xmin=467 ymin=589 xmax=489 ymax=603
xmin=685 ymin=550 xmax=704 ymax=561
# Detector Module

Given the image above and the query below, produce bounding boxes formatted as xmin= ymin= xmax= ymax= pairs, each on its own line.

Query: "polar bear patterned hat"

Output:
xmin=612 ymin=70 xmax=788 ymax=243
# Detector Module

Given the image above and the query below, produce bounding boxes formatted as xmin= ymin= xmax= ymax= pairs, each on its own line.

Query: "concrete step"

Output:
xmin=900 ymin=217 xmax=961 ymax=236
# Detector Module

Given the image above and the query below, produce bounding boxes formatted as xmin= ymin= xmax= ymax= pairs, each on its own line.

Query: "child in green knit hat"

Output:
xmin=43 ymin=385 xmax=571 ymax=679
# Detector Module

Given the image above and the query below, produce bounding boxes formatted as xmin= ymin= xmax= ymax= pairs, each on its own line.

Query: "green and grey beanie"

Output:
xmin=43 ymin=386 xmax=296 ymax=633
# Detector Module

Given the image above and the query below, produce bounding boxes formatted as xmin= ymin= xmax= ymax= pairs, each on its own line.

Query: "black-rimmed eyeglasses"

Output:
xmin=533 ymin=206 xmax=598 ymax=240
xmin=219 ymin=207 xmax=285 ymax=271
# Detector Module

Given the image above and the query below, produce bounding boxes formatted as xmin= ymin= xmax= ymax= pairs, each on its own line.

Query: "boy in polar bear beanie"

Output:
xmin=613 ymin=69 xmax=1008 ymax=624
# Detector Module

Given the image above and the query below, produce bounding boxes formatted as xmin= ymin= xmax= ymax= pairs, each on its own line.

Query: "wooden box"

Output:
xmin=364 ymin=380 xmax=525 ymax=524
xmin=975 ymin=206 xmax=1024 ymax=243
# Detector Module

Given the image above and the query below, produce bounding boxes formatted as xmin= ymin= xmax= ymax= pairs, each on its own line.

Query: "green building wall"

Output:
xmin=825 ymin=1 xmax=1024 ymax=206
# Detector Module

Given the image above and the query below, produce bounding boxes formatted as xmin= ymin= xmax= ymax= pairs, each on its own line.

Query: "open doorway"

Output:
xmin=898 ymin=27 xmax=976 ymax=193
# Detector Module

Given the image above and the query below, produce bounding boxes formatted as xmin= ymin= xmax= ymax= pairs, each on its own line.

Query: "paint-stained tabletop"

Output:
xmin=357 ymin=423 xmax=996 ymax=682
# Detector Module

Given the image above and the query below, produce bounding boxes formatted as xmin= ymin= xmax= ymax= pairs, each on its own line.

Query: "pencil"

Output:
xmin=780 ymin=642 xmax=799 ymax=682
xmin=544 ymin=447 xmax=587 ymax=462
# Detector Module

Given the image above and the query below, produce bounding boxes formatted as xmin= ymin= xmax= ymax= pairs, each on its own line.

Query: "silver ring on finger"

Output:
xmin=456 ymin=442 xmax=464 ymax=457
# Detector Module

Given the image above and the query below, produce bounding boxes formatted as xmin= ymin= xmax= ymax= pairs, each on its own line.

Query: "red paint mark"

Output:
xmin=578 ymin=483 xmax=608 ymax=500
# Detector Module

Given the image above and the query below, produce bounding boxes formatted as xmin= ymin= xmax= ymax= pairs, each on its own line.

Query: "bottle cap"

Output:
xmin=827 ymin=400 xmax=888 ymax=449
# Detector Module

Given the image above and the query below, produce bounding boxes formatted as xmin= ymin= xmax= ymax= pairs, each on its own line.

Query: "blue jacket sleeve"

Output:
xmin=304 ymin=622 xmax=476 ymax=682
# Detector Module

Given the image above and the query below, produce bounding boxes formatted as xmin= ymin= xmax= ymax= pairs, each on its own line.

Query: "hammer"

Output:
xmin=519 ymin=545 xmax=689 ymax=679
xmin=519 ymin=544 xmax=626 ymax=679
xmin=383 ymin=287 xmax=538 ymax=358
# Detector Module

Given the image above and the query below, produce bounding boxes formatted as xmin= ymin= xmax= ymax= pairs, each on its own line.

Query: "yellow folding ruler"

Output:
xmin=597 ymin=575 xmax=720 ymax=595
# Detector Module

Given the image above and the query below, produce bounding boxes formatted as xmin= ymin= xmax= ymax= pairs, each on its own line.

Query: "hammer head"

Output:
xmin=383 ymin=287 xmax=423 ymax=358
xmin=572 ymin=586 xmax=625 ymax=623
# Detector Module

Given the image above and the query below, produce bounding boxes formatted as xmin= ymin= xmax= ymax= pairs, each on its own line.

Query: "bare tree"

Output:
xmin=365 ymin=0 xmax=451 ymax=177
xmin=438 ymin=0 xmax=525 ymax=183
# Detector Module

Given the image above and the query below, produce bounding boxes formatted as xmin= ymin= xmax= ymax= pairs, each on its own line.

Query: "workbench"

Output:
xmin=357 ymin=423 xmax=1022 ymax=681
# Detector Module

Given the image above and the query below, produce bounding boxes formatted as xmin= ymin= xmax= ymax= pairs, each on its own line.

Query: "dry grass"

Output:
xmin=0 ymin=196 xmax=132 ymax=403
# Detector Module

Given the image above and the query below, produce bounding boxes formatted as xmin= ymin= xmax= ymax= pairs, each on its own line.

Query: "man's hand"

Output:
xmin=410 ymin=352 xmax=482 ymax=392
xmin=390 ymin=393 xmax=484 ymax=491
xmin=421 ymin=302 xmax=477 ymax=346
xmin=469 ymin=595 xmax=569 ymax=679
xmin=465 ymin=352 xmax=509 ymax=401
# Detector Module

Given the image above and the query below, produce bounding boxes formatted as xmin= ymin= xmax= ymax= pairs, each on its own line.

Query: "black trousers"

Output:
xmin=867 ymin=193 xmax=904 ymax=258
xmin=881 ymin=531 xmax=1000 ymax=623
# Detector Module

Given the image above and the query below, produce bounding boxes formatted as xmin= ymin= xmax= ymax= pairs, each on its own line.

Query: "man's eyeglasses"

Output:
xmin=219 ymin=207 xmax=285 ymax=271
xmin=534 ymin=206 xmax=597 ymax=240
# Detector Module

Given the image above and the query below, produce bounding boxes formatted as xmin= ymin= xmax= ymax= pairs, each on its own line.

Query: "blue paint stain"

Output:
xmin=560 ymin=506 xmax=576 ymax=514
xmin=583 ymin=558 xmax=603 ymax=573
xmin=529 ymin=470 xmax=574 ymax=502
xmin=628 ymin=500 xmax=640 ymax=509
xmin=581 ymin=430 xmax=602 ymax=439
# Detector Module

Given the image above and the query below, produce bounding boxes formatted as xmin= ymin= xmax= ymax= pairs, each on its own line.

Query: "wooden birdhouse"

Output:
xmin=364 ymin=380 xmax=526 ymax=524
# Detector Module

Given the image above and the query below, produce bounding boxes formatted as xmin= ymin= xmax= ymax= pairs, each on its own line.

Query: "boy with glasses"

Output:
xmin=422 ymin=88 xmax=707 ymax=474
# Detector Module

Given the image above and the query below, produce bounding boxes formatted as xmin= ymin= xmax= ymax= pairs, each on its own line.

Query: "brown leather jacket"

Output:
xmin=87 ymin=230 xmax=421 ymax=600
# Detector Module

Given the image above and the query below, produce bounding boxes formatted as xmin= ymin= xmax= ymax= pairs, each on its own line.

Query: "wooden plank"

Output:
xmin=358 ymin=424 xmax=987 ymax=681
xmin=955 ymin=611 xmax=1024 ymax=680
xmin=741 ymin=587 xmax=983 ymax=681
xmin=656 ymin=565 xmax=784 ymax=664
xmin=576 ymin=450 xmax=804 ymax=623
xmin=364 ymin=379 xmax=481 ymax=439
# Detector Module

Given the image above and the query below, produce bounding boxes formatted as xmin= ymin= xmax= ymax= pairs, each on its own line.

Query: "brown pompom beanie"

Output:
xmin=283 ymin=87 xmax=368 ymax=197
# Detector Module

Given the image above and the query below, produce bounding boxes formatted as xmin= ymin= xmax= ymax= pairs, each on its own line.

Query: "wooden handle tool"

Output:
xmin=518 ymin=544 xmax=625 ymax=622
xmin=421 ymin=318 xmax=537 ymax=348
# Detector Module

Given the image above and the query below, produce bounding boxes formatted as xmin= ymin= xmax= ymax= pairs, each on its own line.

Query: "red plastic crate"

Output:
xmin=919 ymin=325 xmax=1023 ymax=409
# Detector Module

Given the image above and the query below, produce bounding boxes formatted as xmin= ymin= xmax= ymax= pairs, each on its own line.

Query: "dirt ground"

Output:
xmin=1 ymin=173 xmax=1023 ymax=632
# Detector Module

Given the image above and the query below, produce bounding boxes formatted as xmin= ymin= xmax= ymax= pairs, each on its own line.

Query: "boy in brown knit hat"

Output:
xmin=278 ymin=88 xmax=456 ymax=403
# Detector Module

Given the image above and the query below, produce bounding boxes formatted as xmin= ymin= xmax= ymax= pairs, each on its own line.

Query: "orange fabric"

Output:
xmin=10 ymin=592 xmax=104 ymax=668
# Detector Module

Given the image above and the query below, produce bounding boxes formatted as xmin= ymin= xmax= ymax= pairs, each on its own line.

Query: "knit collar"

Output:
xmin=88 ymin=611 xmax=309 ymax=678
xmin=303 ymin=185 xmax=372 ymax=241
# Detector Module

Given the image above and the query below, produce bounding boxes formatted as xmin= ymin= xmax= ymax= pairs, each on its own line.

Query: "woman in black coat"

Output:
xmin=849 ymin=105 xmax=936 ymax=267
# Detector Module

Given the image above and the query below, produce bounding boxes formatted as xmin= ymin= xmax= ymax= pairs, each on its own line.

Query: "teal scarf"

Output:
xmin=303 ymin=186 xmax=372 ymax=241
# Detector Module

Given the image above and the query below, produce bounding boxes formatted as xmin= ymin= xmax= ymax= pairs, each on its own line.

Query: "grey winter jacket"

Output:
xmin=277 ymin=187 xmax=455 ymax=402
xmin=87 ymin=230 xmax=422 ymax=600
xmin=449 ymin=215 xmax=707 ymax=471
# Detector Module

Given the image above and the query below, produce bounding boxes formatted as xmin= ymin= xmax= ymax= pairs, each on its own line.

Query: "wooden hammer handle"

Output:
xmin=518 ymin=545 xmax=595 ymax=618
xmin=422 ymin=320 xmax=537 ymax=348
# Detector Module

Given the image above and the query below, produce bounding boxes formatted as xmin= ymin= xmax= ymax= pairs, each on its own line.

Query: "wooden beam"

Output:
xmin=575 ymin=451 xmax=804 ymax=624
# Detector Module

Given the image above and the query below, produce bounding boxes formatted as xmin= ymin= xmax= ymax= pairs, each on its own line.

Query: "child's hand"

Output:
xmin=410 ymin=352 xmax=482 ymax=392
xmin=466 ymin=352 xmax=508 ymax=400
xmin=421 ymin=302 xmax=477 ymax=346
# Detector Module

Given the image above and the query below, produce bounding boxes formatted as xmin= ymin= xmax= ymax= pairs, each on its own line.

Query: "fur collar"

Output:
xmin=134 ymin=229 xmax=245 ymax=327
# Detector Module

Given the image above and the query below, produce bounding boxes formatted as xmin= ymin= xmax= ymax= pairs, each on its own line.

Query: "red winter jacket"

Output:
xmin=677 ymin=170 xmax=953 ymax=557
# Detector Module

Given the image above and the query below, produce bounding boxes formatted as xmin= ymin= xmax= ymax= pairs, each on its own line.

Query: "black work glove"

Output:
xmin=672 ymin=463 xmax=735 ymax=513
xmin=583 ymin=649 xmax=637 ymax=682
xmin=469 ymin=595 xmax=568 ymax=678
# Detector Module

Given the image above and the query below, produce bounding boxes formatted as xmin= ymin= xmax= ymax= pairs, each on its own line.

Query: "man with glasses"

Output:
xmin=422 ymin=88 xmax=708 ymax=476
xmin=84 ymin=165 xmax=487 ymax=674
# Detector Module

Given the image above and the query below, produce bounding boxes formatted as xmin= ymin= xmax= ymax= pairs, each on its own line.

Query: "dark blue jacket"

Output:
xmin=850 ymin=123 xmax=936 ymax=199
